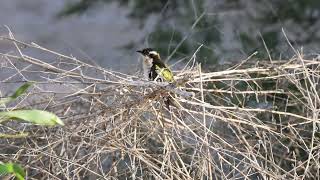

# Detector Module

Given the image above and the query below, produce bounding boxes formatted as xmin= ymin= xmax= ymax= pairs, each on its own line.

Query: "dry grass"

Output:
xmin=0 ymin=29 xmax=320 ymax=179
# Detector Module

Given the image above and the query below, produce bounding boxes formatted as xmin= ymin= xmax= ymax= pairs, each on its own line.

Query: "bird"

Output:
xmin=136 ymin=48 xmax=174 ymax=83
xmin=137 ymin=48 xmax=178 ymax=109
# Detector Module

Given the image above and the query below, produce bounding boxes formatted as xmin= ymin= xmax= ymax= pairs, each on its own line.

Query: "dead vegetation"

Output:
xmin=0 ymin=29 xmax=320 ymax=179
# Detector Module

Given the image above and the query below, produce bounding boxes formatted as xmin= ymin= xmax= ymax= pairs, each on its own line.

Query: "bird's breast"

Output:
xmin=143 ymin=57 xmax=153 ymax=67
xmin=142 ymin=57 xmax=153 ymax=80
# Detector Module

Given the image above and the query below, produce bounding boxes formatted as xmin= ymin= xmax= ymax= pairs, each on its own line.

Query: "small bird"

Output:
xmin=136 ymin=48 xmax=174 ymax=83
xmin=137 ymin=48 xmax=178 ymax=109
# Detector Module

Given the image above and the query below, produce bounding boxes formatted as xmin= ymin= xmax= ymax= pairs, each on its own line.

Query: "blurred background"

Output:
xmin=1 ymin=0 xmax=320 ymax=72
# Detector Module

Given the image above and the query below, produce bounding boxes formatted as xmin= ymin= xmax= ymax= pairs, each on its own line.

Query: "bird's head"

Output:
xmin=137 ymin=48 xmax=161 ymax=65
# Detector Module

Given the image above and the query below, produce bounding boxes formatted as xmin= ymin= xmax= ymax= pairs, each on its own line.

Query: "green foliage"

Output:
xmin=259 ymin=0 xmax=320 ymax=25
xmin=0 ymin=163 xmax=25 ymax=180
xmin=56 ymin=0 xmax=320 ymax=64
xmin=239 ymin=32 xmax=257 ymax=54
xmin=129 ymin=0 xmax=173 ymax=19
xmin=197 ymin=47 xmax=218 ymax=65
xmin=239 ymin=30 xmax=279 ymax=59
xmin=57 ymin=0 xmax=171 ymax=19
xmin=0 ymin=109 xmax=64 ymax=126
xmin=243 ymin=0 xmax=320 ymax=59
xmin=57 ymin=0 xmax=95 ymax=17
xmin=149 ymin=29 xmax=189 ymax=58
xmin=0 ymin=83 xmax=63 ymax=180
xmin=261 ymin=31 xmax=278 ymax=52
xmin=0 ymin=81 xmax=64 ymax=126
xmin=57 ymin=0 xmax=221 ymax=64
xmin=0 ymin=82 xmax=34 ymax=106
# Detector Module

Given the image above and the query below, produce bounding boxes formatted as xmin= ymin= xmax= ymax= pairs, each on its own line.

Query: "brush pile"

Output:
xmin=1 ymin=30 xmax=320 ymax=179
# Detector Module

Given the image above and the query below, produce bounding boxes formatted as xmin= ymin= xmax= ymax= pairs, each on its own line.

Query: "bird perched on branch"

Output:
xmin=136 ymin=48 xmax=174 ymax=83
xmin=137 ymin=48 xmax=178 ymax=109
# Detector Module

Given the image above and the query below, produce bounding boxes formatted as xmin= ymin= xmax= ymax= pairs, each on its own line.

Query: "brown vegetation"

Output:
xmin=0 ymin=29 xmax=320 ymax=179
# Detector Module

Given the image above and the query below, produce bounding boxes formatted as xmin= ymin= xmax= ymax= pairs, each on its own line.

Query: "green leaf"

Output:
xmin=0 ymin=109 xmax=64 ymax=126
xmin=0 ymin=82 xmax=34 ymax=106
xmin=11 ymin=82 xmax=34 ymax=99
xmin=0 ymin=162 xmax=25 ymax=180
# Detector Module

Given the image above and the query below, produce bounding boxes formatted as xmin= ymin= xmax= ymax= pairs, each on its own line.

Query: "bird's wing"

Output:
xmin=155 ymin=65 xmax=174 ymax=82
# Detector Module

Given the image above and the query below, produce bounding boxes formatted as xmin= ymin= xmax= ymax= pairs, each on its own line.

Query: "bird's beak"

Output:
xmin=136 ymin=50 xmax=143 ymax=54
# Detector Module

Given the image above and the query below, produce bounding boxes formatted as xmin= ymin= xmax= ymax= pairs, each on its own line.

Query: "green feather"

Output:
xmin=155 ymin=65 xmax=174 ymax=82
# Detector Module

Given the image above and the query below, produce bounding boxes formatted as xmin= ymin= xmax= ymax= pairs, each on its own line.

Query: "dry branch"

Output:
xmin=0 ymin=30 xmax=320 ymax=179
